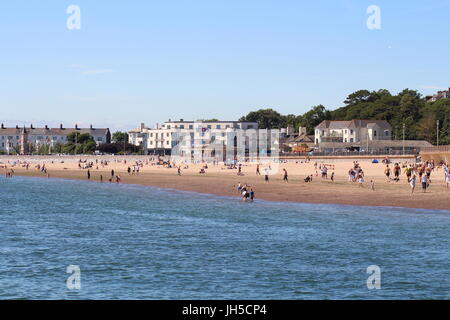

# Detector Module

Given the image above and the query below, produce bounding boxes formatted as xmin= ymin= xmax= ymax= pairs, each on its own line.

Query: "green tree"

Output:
xmin=239 ymin=108 xmax=286 ymax=129
xmin=300 ymin=105 xmax=331 ymax=134
xmin=112 ymin=131 xmax=129 ymax=144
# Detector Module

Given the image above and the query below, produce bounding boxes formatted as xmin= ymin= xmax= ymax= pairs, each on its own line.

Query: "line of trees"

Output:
xmin=97 ymin=131 xmax=142 ymax=154
xmin=239 ymin=89 xmax=450 ymax=145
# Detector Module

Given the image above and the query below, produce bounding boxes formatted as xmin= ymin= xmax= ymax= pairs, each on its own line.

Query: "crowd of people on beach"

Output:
xmin=1 ymin=155 xmax=449 ymax=205
xmin=235 ymin=182 xmax=255 ymax=202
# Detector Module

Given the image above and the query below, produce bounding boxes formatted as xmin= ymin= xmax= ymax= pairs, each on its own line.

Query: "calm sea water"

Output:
xmin=0 ymin=176 xmax=449 ymax=299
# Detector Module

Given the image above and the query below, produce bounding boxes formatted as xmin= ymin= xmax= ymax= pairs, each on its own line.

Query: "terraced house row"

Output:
xmin=0 ymin=123 xmax=111 ymax=154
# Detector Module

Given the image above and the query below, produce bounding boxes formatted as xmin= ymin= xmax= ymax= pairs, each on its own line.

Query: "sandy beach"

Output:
xmin=1 ymin=155 xmax=449 ymax=211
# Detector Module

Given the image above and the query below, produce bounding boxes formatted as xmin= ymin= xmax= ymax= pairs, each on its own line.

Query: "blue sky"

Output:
xmin=1 ymin=0 xmax=449 ymax=131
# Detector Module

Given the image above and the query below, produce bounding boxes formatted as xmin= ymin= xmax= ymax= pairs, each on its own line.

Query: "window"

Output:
xmin=248 ymin=125 xmax=253 ymax=129
xmin=226 ymin=125 xmax=230 ymax=129
xmin=350 ymin=138 xmax=354 ymax=142
xmin=350 ymin=130 xmax=354 ymax=134
xmin=150 ymin=141 xmax=153 ymax=145
xmin=166 ymin=133 xmax=169 ymax=137
xmin=167 ymin=125 xmax=171 ymax=129
xmin=216 ymin=125 xmax=221 ymax=129
xmin=207 ymin=125 xmax=211 ymax=129
xmin=374 ymin=130 xmax=377 ymax=137
xmin=166 ymin=141 xmax=169 ymax=145
xmin=385 ymin=130 xmax=389 ymax=136
xmin=97 ymin=137 xmax=103 ymax=142
xmin=180 ymin=125 xmax=184 ymax=129
xmin=189 ymin=125 xmax=193 ymax=129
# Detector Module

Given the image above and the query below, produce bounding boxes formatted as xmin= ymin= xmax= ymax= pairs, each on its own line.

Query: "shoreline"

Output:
xmin=8 ymin=165 xmax=450 ymax=211
xmin=10 ymin=173 xmax=450 ymax=213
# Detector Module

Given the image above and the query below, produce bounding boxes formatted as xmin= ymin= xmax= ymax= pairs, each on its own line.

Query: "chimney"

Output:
xmin=30 ymin=124 xmax=34 ymax=129
xmin=1 ymin=123 xmax=4 ymax=129
xmin=90 ymin=124 xmax=93 ymax=129
xmin=168 ymin=118 xmax=171 ymax=122
xmin=75 ymin=124 xmax=78 ymax=130
xmin=299 ymin=126 xmax=307 ymax=135
xmin=140 ymin=123 xmax=144 ymax=130
xmin=45 ymin=125 xmax=48 ymax=130
xmin=180 ymin=118 xmax=184 ymax=122
xmin=16 ymin=125 xmax=19 ymax=129
xmin=60 ymin=124 xmax=64 ymax=129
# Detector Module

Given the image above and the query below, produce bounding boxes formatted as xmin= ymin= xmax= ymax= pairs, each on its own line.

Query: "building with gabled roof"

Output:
xmin=314 ymin=120 xmax=392 ymax=146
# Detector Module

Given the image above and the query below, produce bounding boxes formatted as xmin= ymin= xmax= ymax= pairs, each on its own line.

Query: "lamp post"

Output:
xmin=402 ymin=123 xmax=405 ymax=155
xmin=436 ymin=120 xmax=439 ymax=147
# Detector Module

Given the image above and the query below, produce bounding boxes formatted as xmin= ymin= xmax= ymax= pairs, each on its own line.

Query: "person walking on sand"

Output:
xmin=410 ymin=174 xmax=416 ymax=195
xmin=111 ymin=169 xmax=115 ymax=178
xmin=330 ymin=172 xmax=334 ymax=182
xmin=256 ymin=164 xmax=260 ymax=175
xmin=394 ymin=163 xmax=401 ymax=182
xmin=282 ymin=169 xmax=288 ymax=182
xmin=264 ymin=168 xmax=269 ymax=183
xmin=370 ymin=179 xmax=375 ymax=191
xmin=177 ymin=166 xmax=182 ymax=176
xmin=446 ymin=171 xmax=450 ymax=188
xmin=421 ymin=174 xmax=428 ymax=193
xmin=384 ymin=165 xmax=391 ymax=182
xmin=87 ymin=169 xmax=91 ymax=180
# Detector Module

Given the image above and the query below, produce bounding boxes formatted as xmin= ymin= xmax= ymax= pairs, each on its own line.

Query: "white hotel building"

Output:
xmin=129 ymin=119 xmax=262 ymax=158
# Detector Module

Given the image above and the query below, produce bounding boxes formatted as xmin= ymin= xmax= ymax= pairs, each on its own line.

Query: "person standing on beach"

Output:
xmin=410 ymin=175 xmax=416 ymax=195
xmin=87 ymin=169 xmax=91 ymax=180
xmin=100 ymin=175 xmax=103 ymax=183
xmin=282 ymin=169 xmax=288 ymax=182
xmin=256 ymin=164 xmax=260 ymax=175
xmin=421 ymin=174 xmax=428 ymax=193
xmin=264 ymin=168 xmax=269 ymax=183
xmin=384 ymin=165 xmax=391 ymax=182
xmin=446 ymin=171 xmax=450 ymax=188
xmin=394 ymin=163 xmax=401 ymax=182
xmin=177 ymin=166 xmax=182 ymax=176
xmin=330 ymin=172 xmax=334 ymax=182
xmin=250 ymin=188 xmax=254 ymax=202
xmin=111 ymin=169 xmax=115 ymax=178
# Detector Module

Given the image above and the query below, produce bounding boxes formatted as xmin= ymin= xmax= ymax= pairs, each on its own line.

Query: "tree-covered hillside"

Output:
xmin=239 ymin=89 xmax=450 ymax=145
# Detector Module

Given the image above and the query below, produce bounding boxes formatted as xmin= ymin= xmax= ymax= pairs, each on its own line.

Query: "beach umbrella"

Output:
xmin=372 ymin=159 xmax=379 ymax=163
